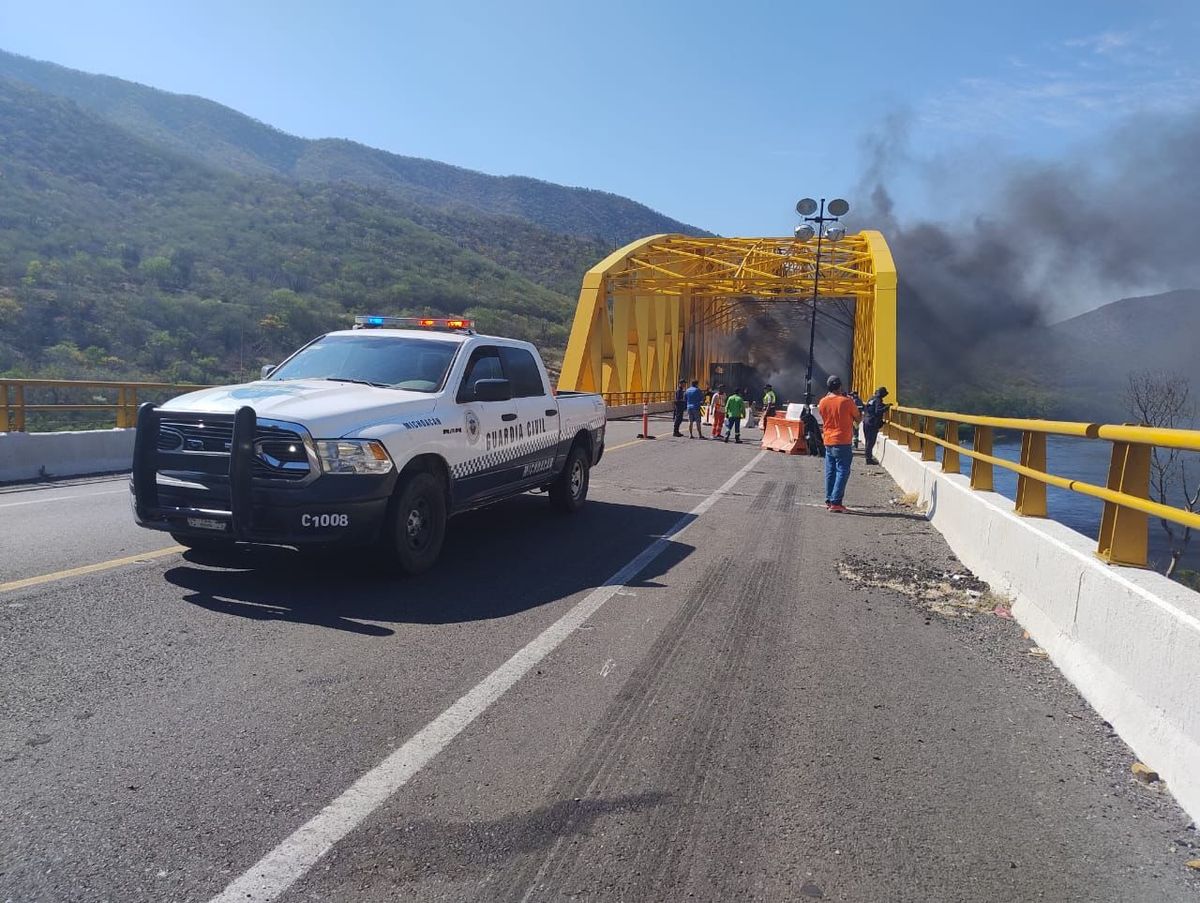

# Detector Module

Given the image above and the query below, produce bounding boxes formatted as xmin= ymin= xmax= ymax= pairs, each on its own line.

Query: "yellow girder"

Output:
xmin=557 ymin=232 xmax=898 ymax=404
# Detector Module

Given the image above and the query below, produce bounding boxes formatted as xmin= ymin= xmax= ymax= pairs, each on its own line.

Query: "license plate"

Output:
xmin=186 ymin=517 xmax=228 ymax=532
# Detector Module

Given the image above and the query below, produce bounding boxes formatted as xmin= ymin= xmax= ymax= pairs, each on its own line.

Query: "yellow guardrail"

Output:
xmin=0 ymin=379 xmax=210 ymax=432
xmin=602 ymin=391 xmax=675 ymax=408
xmin=886 ymin=405 xmax=1200 ymax=568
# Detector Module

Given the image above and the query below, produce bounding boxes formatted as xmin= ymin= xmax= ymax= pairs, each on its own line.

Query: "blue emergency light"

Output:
xmin=354 ymin=315 xmax=475 ymax=332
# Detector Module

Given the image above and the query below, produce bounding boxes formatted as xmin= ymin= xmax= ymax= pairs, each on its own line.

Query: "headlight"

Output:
xmin=315 ymin=439 xmax=394 ymax=475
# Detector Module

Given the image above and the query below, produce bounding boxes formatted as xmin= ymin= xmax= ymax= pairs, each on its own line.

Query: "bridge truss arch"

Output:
xmin=557 ymin=232 xmax=897 ymax=403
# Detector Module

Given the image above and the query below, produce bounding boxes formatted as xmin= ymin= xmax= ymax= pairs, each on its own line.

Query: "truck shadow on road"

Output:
xmin=164 ymin=497 xmax=694 ymax=633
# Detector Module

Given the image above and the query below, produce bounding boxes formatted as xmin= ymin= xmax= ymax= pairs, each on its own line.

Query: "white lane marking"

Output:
xmin=0 ymin=488 xmax=126 ymax=509
xmin=208 ymin=450 xmax=767 ymax=903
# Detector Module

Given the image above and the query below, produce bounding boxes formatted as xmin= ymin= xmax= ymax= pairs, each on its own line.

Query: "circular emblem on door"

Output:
xmin=465 ymin=410 xmax=481 ymax=444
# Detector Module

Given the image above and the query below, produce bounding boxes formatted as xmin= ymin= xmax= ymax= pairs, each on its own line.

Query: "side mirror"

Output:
xmin=261 ymin=364 xmax=276 ymax=379
xmin=473 ymin=378 xmax=512 ymax=402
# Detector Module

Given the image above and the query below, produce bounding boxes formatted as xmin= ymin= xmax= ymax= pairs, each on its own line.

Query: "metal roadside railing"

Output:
xmin=602 ymin=391 xmax=675 ymax=408
xmin=0 ymin=379 xmax=211 ymax=433
xmin=885 ymin=405 xmax=1200 ymax=567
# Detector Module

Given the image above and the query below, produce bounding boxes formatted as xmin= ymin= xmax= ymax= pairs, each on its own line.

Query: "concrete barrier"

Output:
xmin=1 ymin=400 xmax=673 ymax=482
xmin=877 ymin=434 xmax=1200 ymax=822
xmin=0 ymin=429 xmax=136 ymax=483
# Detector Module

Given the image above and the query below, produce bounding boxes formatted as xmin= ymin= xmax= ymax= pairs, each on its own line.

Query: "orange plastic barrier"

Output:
xmin=760 ymin=416 xmax=808 ymax=455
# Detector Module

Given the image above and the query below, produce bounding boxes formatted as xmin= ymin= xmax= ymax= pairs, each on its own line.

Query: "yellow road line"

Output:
xmin=606 ymin=439 xmax=642 ymax=452
xmin=0 ymin=546 xmax=184 ymax=594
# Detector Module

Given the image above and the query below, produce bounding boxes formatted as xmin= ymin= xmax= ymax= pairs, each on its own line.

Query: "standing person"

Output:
xmin=723 ymin=388 xmax=746 ymax=443
xmin=849 ymin=389 xmax=865 ymax=449
xmin=711 ymin=386 xmax=726 ymax=438
xmin=672 ymin=380 xmax=686 ymax=437
xmin=818 ymin=375 xmax=860 ymax=513
xmin=801 ymin=405 xmax=825 ymax=457
xmin=761 ymin=383 xmax=778 ymax=419
xmin=862 ymin=386 xmax=890 ymax=465
xmin=685 ymin=380 xmax=707 ymax=439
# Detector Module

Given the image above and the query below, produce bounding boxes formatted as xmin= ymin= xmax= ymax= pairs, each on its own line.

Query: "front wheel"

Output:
xmin=549 ymin=445 xmax=590 ymax=513
xmin=386 ymin=471 xmax=447 ymax=575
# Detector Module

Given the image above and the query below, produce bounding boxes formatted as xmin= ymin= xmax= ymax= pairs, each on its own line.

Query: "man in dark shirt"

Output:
xmin=672 ymin=380 xmax=686 ymax=437
xmin=862 ymin=386 xmax=890 ymax=465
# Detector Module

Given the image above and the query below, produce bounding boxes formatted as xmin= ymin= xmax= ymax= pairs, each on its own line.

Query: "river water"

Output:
xmin=951 ymin=434 xmax=1197 ymax=574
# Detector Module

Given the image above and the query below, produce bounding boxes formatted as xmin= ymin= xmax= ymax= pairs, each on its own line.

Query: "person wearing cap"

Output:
xmin=723 ymin=388 xmax=746 ymax=443
xmin=817 ymin=375 xmax=861 ymax=513
xmin=862 ymin=386 xmax=890 ymax=465
xmin=849 ymin=389 xmax=866 ymax=449
xmin=761 ymin=384 xmax=778 ymax=420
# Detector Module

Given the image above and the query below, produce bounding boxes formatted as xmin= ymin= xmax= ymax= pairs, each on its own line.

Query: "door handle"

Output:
xmin=501 ymin=413 xmax=518 ymax=422
xmin=545 ymin=409 xmax=558 ymax=417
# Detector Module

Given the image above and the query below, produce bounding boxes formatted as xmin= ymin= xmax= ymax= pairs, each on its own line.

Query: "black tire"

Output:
xmin=549 ymin=444 xmax=590 ymax=513
xmin=386 ymin=470 xmax=447 ymax=575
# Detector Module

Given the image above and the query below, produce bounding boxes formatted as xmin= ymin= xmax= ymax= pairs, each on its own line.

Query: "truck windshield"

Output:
xmin=268 ymin=334 xmax=459 ymax=393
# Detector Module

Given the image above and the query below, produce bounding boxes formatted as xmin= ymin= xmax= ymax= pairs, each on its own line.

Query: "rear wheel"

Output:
xmin=387 ymin=471 xmax=447 ymax=575
xmin=549 ymin=445 xmax=590 ymax=513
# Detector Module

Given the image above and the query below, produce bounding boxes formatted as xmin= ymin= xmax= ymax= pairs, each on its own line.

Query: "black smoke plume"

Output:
xmin=857 ymin=107 xmax=1200 ymax=408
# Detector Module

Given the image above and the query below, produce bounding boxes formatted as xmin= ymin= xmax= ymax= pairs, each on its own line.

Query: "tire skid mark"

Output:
xmin=582 ymin=565 xmax=776 ymax=899
xmin=503 ymin=556 xmax=781 ymax=902
xmin=774 ymin=481 xmax=798 ymax=514
xmin=627 ymin=563 xmax=782 ymax=898
xmin=751 ymin=481 xmax=777 ymax=509
xmin=494 ymin=557 xmax=740 ymax=901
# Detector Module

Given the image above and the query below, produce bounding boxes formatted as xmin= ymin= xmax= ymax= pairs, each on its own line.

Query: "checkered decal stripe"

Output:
xmin=450 ymin=430 xmax=562 ymax=480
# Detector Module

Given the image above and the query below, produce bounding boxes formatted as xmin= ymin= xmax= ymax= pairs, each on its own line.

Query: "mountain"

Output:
xmin=914 ymin=290 xmax=1200 ymax=421
xmin=0 ymin=77 xmax=576 ymax=387
xmin=0 ymin=49 xmax=706 ymax=247
xmin=1041 ymin=290 xmax=1200 ymax=418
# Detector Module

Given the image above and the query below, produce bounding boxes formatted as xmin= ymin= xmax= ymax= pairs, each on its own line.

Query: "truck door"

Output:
xmin=500 ymin=345 xmax=559 ymax=488
xmin=454 ymin=345 xmax=520 ymax=504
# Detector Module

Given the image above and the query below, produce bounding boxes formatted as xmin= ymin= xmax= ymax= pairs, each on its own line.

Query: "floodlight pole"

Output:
xmin=803 ymin=197 xmax=827 ymax=406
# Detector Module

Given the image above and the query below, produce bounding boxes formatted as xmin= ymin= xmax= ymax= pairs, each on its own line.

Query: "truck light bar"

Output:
xmin=354 ymin=315 xmax=475 ymax=332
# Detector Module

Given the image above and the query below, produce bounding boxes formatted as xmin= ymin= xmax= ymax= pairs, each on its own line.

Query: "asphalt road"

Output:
xmin=2 ymin=416 xmax=1198 ymax=902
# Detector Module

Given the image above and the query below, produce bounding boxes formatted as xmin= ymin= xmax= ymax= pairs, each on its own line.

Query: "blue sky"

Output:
xmin=1 ymin=0 xmax=1197 ymax=236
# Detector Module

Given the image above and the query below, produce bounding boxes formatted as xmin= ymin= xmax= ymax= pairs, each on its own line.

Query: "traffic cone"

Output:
xmin=637 ymin=402 xmax=656 ymax=439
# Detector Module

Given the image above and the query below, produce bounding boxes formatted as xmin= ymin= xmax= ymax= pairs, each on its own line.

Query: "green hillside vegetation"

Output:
xmin=0 ymin=79 xmax=576 ymax=386
xmin=0 ymin=49 xmax=705 ymax=248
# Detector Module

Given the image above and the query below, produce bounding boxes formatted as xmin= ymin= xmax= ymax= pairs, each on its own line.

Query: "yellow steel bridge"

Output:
xmin=556 ymin=232 xmax=897 ymax=403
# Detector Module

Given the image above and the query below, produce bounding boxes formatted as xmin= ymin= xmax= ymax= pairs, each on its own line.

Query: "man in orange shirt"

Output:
xmin=817 ymin=375 xmax=861 ymax=512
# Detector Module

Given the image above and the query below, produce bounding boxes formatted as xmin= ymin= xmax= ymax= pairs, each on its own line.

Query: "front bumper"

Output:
xmin=131 ymin=404 xmax=396 ymax=546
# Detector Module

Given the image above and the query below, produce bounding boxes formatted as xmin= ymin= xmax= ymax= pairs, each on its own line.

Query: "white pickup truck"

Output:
xmin=130 ymin=316 xmax=606 ymax=573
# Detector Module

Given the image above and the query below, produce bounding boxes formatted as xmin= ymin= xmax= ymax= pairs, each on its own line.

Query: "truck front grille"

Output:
xmin=157 ymin=419 xmax=312 ymax=482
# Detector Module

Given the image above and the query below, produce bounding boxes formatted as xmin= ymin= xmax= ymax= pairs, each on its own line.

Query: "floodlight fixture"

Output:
xmin=791 ymin=194 xmax=853 ymax=404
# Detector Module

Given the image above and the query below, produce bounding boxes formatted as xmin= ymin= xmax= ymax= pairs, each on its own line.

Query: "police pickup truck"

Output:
xmin=130 ymin=316 xmax=606 ymax=573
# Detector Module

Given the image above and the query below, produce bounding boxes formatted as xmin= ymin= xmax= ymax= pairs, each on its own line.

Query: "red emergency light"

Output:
xmin=354 ymin=316 xmax=475 ymax=332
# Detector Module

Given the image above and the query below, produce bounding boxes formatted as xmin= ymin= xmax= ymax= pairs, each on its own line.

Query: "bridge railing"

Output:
xmin=602 ymin=391 xmax=675 ymax=407
xmin=885 ymin=405 xmax=1200 ymax=568
xmin=0 ymin=379 xmax=210 ymax=433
